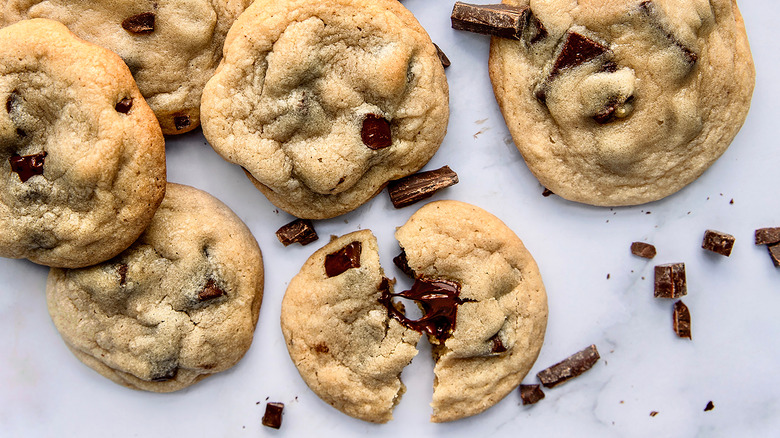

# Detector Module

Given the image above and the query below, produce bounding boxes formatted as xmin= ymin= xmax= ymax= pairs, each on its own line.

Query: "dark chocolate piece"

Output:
xmin=673 ymin=300 xmax=691 ymax=340
xmin=490 ymin=334 xmax=507 ymax=353
xmin=434 ymin=43 xmax=451 ymax=68
xmin=701 ymin=229 xmax=735 ymax=257
xmin=704 ymin=401 xmax=714 ymax=412
xmin=631 ymin=242 xmax=657 ymax=259
xmin=550 ymin=32 xmax=610 ymax=78
xmin=275 ymin=219 xmax=319 ymax=247
xmin=451 ymin=2 xmax=529 ymax=40
xmin=380 ymin=276 xmax=464 ymax=342
xmin=393 ymin=249 xmax=415 ymax=278
xmin=536 ymin=344 xmax=600 ymax=388
xmin=639 ymin=1 xmax=698 ymax=65
xmin=198 ymin=279 xmax=226 ymax=301
xmin=519 ymin=384 xmax=545 ymax=405
xmin=122 ymin=12 xmax=155 ymax=35
xmin=361 ymin=114 xmax=392 ymax=150
xmin=324 ymin=241 xmax=362 ymax=277
xmin=654 ymin=263 xmax=686 ymax=298
xmin=542 ymin=188 xmax=554 ymax=197
xmin=768 ymin=243 xmax=780 ymax=268
xmin=262 ymin=402 xmax=284 ymax=429
xmin=9 ymin=151 xmax=47 ymax=182
xmin=650 ymin=411 xmax=659 ymax=417
xmin=173 ymin=114 xmax=191 ymax=131
xmin=117 ymin=264 xmax=128 ymax=286
xmin=755 ymin=227 xmax=780 ymax=246
xmin=115 ymin=98 xmax=133 ymax=114
xmin=387 ymin=165 xmax=459 ymax=208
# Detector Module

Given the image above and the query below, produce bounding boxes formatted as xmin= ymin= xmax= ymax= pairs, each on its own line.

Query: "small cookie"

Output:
xmin=281 ymin=230 xmax=421 ymax=423
xmin=201 ymin=0 xmax=449 ymax=219
xmin=489 ymin=0 xmax=755 ymax=205
xmin=0 ymin=19 xmax=166 ymax=268
xmin=1 ymin=0 xmax=251 ymax=134
xmin=47 ymin=183 xmax=264 ymax=392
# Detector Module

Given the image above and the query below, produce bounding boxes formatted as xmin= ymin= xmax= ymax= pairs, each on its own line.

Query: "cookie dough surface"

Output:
xmin=47 ymin=183 xmax=264 ymax=392
xmin=1 ymin=0 xmax=251 ymax=134
xmin=201 ymin=0 xmax=449 ymax=219
xmin=395 ymin=200 xmax=547 ymax=422
xmin=281 ymin=230 xmax=420 ymax=423
xmin=489 ymin=0 xmax=755 ymax=206
xmin=0 ymin=19 xmax=165 ymax=268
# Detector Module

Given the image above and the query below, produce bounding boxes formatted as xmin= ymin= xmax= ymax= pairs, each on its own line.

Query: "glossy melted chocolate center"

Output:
xmin=380 ymin=276 xmax=464 ymax=342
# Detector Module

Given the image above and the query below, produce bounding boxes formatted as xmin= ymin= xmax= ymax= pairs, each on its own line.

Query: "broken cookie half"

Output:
xmin=280 ymin=201 xmax=548 ymax=422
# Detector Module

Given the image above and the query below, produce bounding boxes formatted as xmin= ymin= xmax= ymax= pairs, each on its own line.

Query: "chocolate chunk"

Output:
xmin=150 ymin=359 xmax=178 ymax=382
xmin=9 ymin=151 xmax=47 ymax=182
xmin=755 ymin=227 xmax=780 ymax=246
xmin=631 ymin=242 xmax=657 ymax=259
xmin=593 ymin=96 xmax=634 ymax=124
xmin=173 ymin=114 xmax=191 ymax=131
xmin=704 ymin=401 xmax=714 ymax=412
xmin=434 ymin=43 xmax=451 ymax=68
xmin=551 ymin=32 xmax=610 ymax=78
xmin=542 ymin=188 xmax=554 ymax=197
xmin=115 ymin=98 xmax=133 ymax=114
xmin=673 ymin=300 xmax=691 ymax=340
xmin=536 ymin=344 xmax=600 ymax=388
xmin=117 ymin=264 xmax=128 ymax=286
xmin=387 ymin=166 xmax=459 ymax=208
xmin=451 ymin=2 xmax=527 ymax=40
xmin=639 ymin=1 xmax=697 ymax=66
xmin=275 ymin=219 xmax=319 ymax=247
xmin=654 ymin=263 xmax=686 ymax=298
xmin=122 ymin=12 xmax=155 ymax=35
xmin=490 ymin=334 xmax=507 ymax=353
xmin=361 ymin=114 xmax=392 ymax=150
xmin=198 ymin=278 xmax=226 ymax=301
xmin=324 ymin=241 xmax=362 ymax=277
xmin=768 ymin=243 xmax=780 ymax=268
xmin=393 ymin=249 xmax=415 ymax=278
xmin=262 ymin=402 xmax=284 ymax=429
xmin=701 ymin=230 xmax=735 ymax=257
xmin=380 ymin=276 xmax=464 ymax=342
xmin=519 ymin=384 xmax=545 ymax=405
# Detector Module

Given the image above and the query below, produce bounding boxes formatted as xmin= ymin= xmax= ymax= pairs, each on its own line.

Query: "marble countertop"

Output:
xmin=1 ymin=1 xmax=778 ymax=436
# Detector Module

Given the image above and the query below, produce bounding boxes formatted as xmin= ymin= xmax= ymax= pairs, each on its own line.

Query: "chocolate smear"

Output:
xmin=9 ymin=151 xmax=47 ymax=182
xmin=519 ymin=384 xmax=545 ymax=405
xmin=115 ymin=98 xmax=133 ymax=114
xmin=536 ymin=344 xmax=600 ymax=388
xmin=262 ymin=402 xmax=284 ymax=429
xmin=673 ymin=300 xmax=691 ymax=339
xmin=361 ymin=114 xmax=392 ymax=150
xmin=117 ymin=264 xmax=129 ymax=286
xmin=198 ymin=279 xmax=226 ymax=301
xmin=387 ymin=166 xmax=459 ymax=208
xmin=276 ymin=219 xmax=318 ymax=247
xmin=701 ymin=229 xmax=735 ymax=257
xmin=434 ymin=43 xmax=451 ymax=68
xmin=324 ymin=241 xmax=362 ymax=277
xmin=654 ymin=263 xmax=686 ymax=298
xmin=173 ymin=114 xmax=191 ymax=131
xmin=631 ymin=242 xmax=657 ymax=259
xmin=380 ymin=276 xmax=464 ymax=342
xmin=122 ymin=12 xmax=155 ymax=35
xmin=755 ymin=227 xmax=780 ymax=246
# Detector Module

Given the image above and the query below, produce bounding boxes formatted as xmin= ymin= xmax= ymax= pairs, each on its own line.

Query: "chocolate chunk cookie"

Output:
xmin=489 ymin=0 xmax=755 ymax=205
xmin=1 ymin=0 xmax=251 ymax=134
xmin=46 ymin=184 xmax=264 ymax=392
xmin=0 ymin=19 xmax=166 ymax=268
xmin=201 ymin=0 xmax=449 ymax=219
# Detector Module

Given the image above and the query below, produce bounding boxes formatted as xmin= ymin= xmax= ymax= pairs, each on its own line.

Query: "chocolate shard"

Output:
xmin=9 ymin=151 xmax=47 ymax=182
xmin=701 ymin=229 xmax=735 ymax=257
xmin=198 ymin=278 xmax=226 ymax=301
xmin=115 ymin=98 xmax=133 ymax=114
xmin=173 ymin=114 xmax=191 ymax=131
xmin=654 ymin=263 xmax=686 ymax=298
xmin=704 ymin=401 xmax=715 ymax=412
xmin=380 ymin=277 xmax=463 ymax=342
xmin=361 ymin=114 xmax=392 ymax=150
xmin=768 ymin=243 xmax=780 ymax=268
xmin=551 ymin=32 xmax=610 ymax=78
xmin=262 ymin=402 xmax=284 ymax=429
xmin=673 ymin=300 xmax=692 ymax=340
xmin=324 ymin=241 xmax=362 ymax=277
xmin=631 ymin=242 xmax=657 ymax=259
xmin=490 ymin=334 xmax=507 ymax=353
xmin=519 ymin=384 xmax=545 ymax=405
xmin=122 ymin=12 xmax=155 ymax=35
xmin=387 ymin=165 xmax=459 ymax=209
xmin=755 ymin=227 xmax=780 ymax=246
xmin=276 ymin=218 xmax=319 ymax=247
xmin=434 ymin=43 xmax=451 ymax=68
xmin=451 ymin=2 xmax=529 ymax=40
xmin=537 ymin=344 xmax=600 ymax=388
xmin=393 ymin=249 xmax=415 ymax=278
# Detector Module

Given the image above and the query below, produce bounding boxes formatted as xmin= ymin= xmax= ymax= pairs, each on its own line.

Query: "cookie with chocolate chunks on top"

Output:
xmin=201 ymin=0 xmax=449 ymax=219
xmin=46 ymin=184 xmax=264 ymax=392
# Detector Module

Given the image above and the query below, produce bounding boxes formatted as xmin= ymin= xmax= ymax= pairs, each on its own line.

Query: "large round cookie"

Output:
xmin=201 ymin=0 xmax=449 ymax=219
xmin=0 ymin=0 xmax=251 ymax=134
xmin=0 ymin=19 xmax=165 ymax=268
xmin=489 ymin=0 xmax=755 ymax=206
xmin=46 ymin=183 xmax=264 ymax=392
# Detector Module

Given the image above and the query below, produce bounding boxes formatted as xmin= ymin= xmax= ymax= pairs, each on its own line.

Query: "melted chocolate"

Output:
xmin=9 ymin=151 xmax=47 ymax=182
xmin=361 ymin=114 xmax=392 ymax=150
xmin=324 ymin=241 xmax=362 ymax=277
xmin=198 ymin=278 xmax=226 ymax=301
xmin=380 ymin=276 xmax=464 ymax=342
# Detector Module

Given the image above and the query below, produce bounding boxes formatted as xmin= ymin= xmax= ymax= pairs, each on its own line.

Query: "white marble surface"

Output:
xmin=2 ymin=0 xmax=779 ymax=436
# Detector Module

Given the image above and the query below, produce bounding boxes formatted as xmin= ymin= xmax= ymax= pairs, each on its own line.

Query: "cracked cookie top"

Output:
xmin=46 ymin=183 xmax=264 ymax=392
xmin=1 ymin=0 xmax=251 ymax=134
xmin=201 ymin=0 xmax=449 ymax=219
xmin=489 ymin=0 xmax=755 ymax=206
xmin=0 ymin=19 xmax=166 ymax=268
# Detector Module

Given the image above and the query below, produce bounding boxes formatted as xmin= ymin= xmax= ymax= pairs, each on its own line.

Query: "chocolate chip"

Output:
xmin=755 ymin=227 xmax=780 ymax=246
xmin=490 ymin=334 xmax=507 ymax=353
xmin=704 ymin=401 xmax=715 ymax=412
xmin=536 ymin=344 xmax=600 ymax=388
xmin=275 ymin=219 xmax=319 ymax=247
xmin=117 ymin=264 xmax=128 ymax=286
xmin=434 ymin=43 xmax=451 ymax=68
xmin=9 ymin=151 xmax=47 ymax=182
xmin=380 ymin=276 xmax=464 ymax=342
xmin=542 ymin=188 xmax=554 ymax=197
xmin=519 ymin=384 xmax=545 ymax=405
xmin=198 ymin=278 xmax=226 ymax=301
xmin=767 ymin=243 xmax=780 ymax=267
xmin=122 ymin=12 xmax=155 ymax=35
xmin=115 ymin=98 xmax=133 ymax=114
xmin=324 ymin=241 xmax=362 ymax=277
xmin=393 ymin=249 xmax=415 ymax=278
xmin=361 ymin=114 xmax=392 ymax=150
xmin=262 ymin=402 xmax=284 ymax=429
xmin=673 ymin=300 xmax=691 ymax=339
xmin=387 ymin=166 xmax=459 ymax=208
xmin=631 ymin=242 xmax=657 ymax=259
xmin=654 ymin=263 xmax=686 ymax=299
xmin=6 ymin=90 xmax=19 ymax=114
xmin=450 ymin=2 xmax=531 ymax=40
xmin=701 ymin=230 xmax=735 ymax=257
xmin=551 ymin=32 xmax=610 ymax=78
xmin=173 ymin=114 xmax=191 ymax=131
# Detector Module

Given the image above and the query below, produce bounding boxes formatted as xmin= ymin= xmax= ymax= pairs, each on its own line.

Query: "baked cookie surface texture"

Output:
xmin=0 ymin=0 xmax=251 ymax=134
xmin=46 ymin=183 xmax=264 ymax=392
xmin=0 ymin=19 xmax=166 ymax=268
xmin=201 ymin=0 xmax=449 ymax=219
xmin=489 ymin=0 xmax=755 ymax=206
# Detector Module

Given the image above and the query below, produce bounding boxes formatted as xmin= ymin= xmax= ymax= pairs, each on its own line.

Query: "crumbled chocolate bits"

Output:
xmin=550 ymin=32 xmax=610 ymax=78
xmin=654 ymin=263 xmax=686 ymax=299
xmin=360 ymin=114 xmax=392 ymax=150
xmin=434 ymin=43 xmax=451 ymax=68
xmin=631 ymin=242 xmax=657 ymax=259
xmin=173 ymin=114 xmax=191 ymax=131
xmin=387 ymin=166 xmax=459 ymax=208
xmin=9 ymin=151 xmax=47 ymax=182
xmin=393 ymin=249 xmax=415 ymax=278
xmin=275 ymin=219 xmax=318 ymax=247
xmin=262 ymin=402 xmax=284 ymax=429
xmin=380 ymin=277 xmax=464 ymax=342
xmin=122 ymin=12 xmax=155 ymax=35
xmin=115 ymin=98 xmax=133 ymax=114
xmin=324 ymin=241 xmax=362 ymax=277
xmin=673 ymin=300 xmax=691 ymax=340
xmin=198 ymin=279 xmax=226 ymax=301
xmin=537 ymin=344 xmax=600 ymax=388
xmin=519 ymin=384 xmax=545 ymax=405
xmin=701 ymin=229 xmax=735 ymax=257
xmin=704 ymin=401 xmax=715 ymax=412
xmin=754 ymin=227 xmax=780 ymax=246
